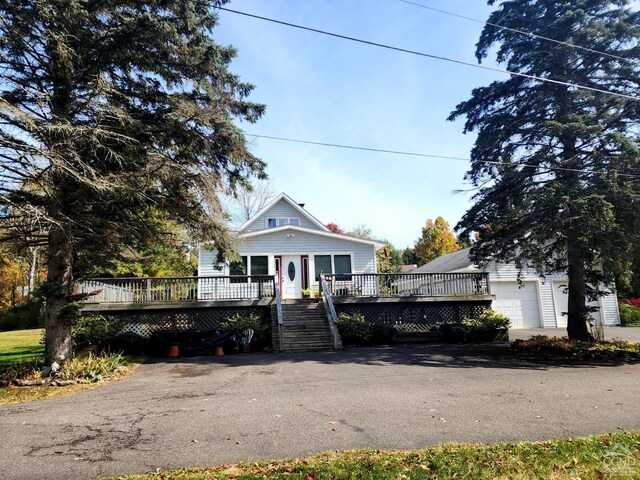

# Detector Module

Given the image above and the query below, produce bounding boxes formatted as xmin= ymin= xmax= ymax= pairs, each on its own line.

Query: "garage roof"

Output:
xmin=412 ymin=248 xmax=476 ymax=274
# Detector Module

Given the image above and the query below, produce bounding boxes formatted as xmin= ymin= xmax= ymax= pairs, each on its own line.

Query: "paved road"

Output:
xmin=2 ymin=339 xmax=640 ymax=480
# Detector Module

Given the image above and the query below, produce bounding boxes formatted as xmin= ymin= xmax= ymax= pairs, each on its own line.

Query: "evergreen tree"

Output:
xmin=0 ymin=0 xmax=265 ymax=362
xmin=413 ymin=217 xmax=461 ymax=265
xmin=449 ymin=0 xmax=640 ymax=340
xmin=401 ymin=247 xmax=417 ymax=265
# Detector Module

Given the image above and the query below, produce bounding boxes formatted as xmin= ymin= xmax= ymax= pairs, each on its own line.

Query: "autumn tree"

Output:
xmin=376 ymin=242 xmax=403 ymax=273
xmin=0 ymin=253 xmax=24 ymax=311
xmin=0 ymin=0 xmax=265 ymax=362
xmin=326 ymin=222 xmax=345 ymax=234
xmin=450 ymin=0 xmax=640 ymax=340
xmin=413 ymin=217 xmax=461 ymax=265
xmin=348 ymin=225 xmax=374 ymax=240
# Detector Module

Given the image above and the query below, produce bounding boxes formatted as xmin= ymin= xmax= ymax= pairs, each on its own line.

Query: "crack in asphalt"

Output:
xmin=25 ymin=412 xmax=154 ymax=465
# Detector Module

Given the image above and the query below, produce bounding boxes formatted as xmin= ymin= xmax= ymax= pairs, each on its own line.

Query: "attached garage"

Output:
xmin=412 ymin=247 xmax=620 ymax=329
xmin=490 ymin=281 xmax=541 ymax=328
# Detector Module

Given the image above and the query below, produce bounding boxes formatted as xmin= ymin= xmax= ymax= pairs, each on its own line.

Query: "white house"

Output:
xmin=413 ymin=248 xmax=620 ymax=329
xmin=198 ymin=193 xmax=383 ymax=299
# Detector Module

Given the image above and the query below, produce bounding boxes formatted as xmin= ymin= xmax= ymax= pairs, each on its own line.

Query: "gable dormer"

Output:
xmin=239 ymin=193 xmax=329 ymax=233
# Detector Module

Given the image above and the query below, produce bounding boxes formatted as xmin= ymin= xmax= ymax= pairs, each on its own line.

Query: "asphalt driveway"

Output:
xmin=2 ymin=339 xmax=640 ymax=480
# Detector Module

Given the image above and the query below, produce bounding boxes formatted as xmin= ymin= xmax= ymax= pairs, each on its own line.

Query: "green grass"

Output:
xmin=0 ymin=328 xmax=44 ymax=368
xmin=115 ymin=431 xmax=640 ymax=480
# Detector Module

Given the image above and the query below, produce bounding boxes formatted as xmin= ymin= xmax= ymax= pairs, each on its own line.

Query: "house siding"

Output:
xmin=198 ymin=247 xmax=225 ymax=277
xmin=538 ymin=281 xmax=558 ymax=328
xmin=237 ymin=230 xmax=375 ymax=279
xmin=199 ymin=232 xmax=376 ymax=281
xmin=600 ymin=292 xmax=620 ymax=326
xmin=244 ymin=199 xmax=320 ymax=232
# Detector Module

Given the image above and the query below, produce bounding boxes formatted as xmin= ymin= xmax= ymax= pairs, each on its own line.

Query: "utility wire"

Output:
xmin=245 ymin=133 xmax=640 ymax=180
xmin=398 ymin=0 xmax=630 ymax=63
xmin=214 ymin=6 xmax=640 ymax=102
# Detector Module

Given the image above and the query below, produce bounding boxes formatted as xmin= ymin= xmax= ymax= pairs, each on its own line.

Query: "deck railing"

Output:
xmin=319 ymin=275 xmax=339 ymax=350
xmin=79 ymin=273 xmax=490 ymax=305
xmin=323 ymin=272 xmax=490 ymax=298
xmin=79 ymin=276 xmax=276 ymax=304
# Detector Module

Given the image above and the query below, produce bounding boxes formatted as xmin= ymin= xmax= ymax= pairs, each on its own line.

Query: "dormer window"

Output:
xmin=267 ymin=217 xmax=300 ymax=228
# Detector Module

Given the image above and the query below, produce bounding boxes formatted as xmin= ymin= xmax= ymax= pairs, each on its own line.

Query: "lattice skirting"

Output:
xmin=335 ymin=301 xmax=492 ymax=333
xmin=86 ymin=307 xmax=271 ymax=338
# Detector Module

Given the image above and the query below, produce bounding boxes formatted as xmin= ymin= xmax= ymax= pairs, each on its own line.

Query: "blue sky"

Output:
xmin=215 ymin=0 xmax=504 ymax=248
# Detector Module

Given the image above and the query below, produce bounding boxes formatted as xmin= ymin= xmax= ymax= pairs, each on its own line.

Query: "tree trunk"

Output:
xmin=566 ymin=227 xmax=592 ymax=341
xmin=28 ymin=246 xmax=39 ymax=296
xmin=45 ymin=225 xmax=75 ymax=363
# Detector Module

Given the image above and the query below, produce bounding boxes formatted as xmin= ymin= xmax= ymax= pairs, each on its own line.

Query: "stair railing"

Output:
xmin=319 ymin=275 xmax=339 ymax=351
xmin=274 ymin=281 xmax=284 ymax=352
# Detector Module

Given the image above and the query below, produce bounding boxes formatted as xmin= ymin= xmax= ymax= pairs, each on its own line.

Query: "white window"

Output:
xmin=267 ymin=217 xmax=300 ymax=228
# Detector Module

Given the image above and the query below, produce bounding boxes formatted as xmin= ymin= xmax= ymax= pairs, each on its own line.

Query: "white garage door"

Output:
xmin=490 ymin=281 xmax=541 ymax=328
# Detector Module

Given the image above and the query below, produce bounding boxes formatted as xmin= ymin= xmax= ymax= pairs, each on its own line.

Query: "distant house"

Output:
xmin=198 ymin=193 xmax=384 ymax=300
xmin=401 ymin=264 xmax=418 ymax=273
xmin=413 ymin=248 xmax=620 ymax=329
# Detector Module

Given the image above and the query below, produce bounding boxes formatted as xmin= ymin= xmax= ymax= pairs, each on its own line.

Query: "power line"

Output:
xmin=245 ymin=132 xmax=640 ymax=180
xmin=398 ymin=0 xmax=630 ymax=62
xmin=214 ymin=6 xmax=640 ymax=102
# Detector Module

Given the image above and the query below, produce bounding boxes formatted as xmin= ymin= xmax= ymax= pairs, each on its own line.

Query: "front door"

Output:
xmin=281 ymin=255 xmax=302 ymax=299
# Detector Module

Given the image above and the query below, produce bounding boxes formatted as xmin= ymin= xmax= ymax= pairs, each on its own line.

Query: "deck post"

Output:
xmin=146 ymin=278 xmax=152 ymax=303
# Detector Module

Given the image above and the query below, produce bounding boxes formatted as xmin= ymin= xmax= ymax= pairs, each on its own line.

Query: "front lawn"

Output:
xmin=0 ymin=328 xmax=44 ymax=368
xmin=116 ymin=431 xmax=640 ymax=480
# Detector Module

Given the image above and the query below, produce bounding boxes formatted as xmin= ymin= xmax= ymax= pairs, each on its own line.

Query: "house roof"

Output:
xmin=238 ymin=192 xmax=329 ymax=233
xmin=412 ymin=248 xmax=476 ymax=273
xmin=240 ymin=225 xmax=385 ymax=249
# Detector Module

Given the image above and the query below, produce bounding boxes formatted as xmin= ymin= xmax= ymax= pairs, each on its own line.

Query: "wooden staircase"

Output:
xmin=271 ymin=299 xmax=341 ymax=352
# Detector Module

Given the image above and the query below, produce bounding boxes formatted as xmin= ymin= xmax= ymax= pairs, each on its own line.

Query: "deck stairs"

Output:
xmin=271 ymin=299 xmax=341 ymax=352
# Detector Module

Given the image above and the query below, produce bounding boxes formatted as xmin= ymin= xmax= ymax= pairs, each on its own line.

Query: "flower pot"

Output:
xmin=168 ymin=345 xmax=180 ymax=358
xmin=214 ymin=345 xmax=225 ymax=356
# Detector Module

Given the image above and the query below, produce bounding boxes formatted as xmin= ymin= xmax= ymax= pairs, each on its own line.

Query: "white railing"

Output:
xmin=274 ymin=281 xmax=284 ymax=352
xmin=79 ymin=276 xmax=276 ymax=304
xmin=320 ymin=275 xmax=339 ymax=350
xmin=323 ymin=272 xmax=490 ymax=298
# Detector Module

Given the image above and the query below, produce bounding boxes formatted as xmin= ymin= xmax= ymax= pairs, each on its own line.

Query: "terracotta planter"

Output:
xmin=168 ymin=345 xmax=180 ymax=358
xmin=214 ymin=345 xmax=225 ymax=356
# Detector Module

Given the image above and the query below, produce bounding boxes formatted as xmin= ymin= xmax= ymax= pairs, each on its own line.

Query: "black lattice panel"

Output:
xmin=336 ymin=301 xmax=491 ymax=334
xmin=92 ymin=307 xmax=271 ymax=338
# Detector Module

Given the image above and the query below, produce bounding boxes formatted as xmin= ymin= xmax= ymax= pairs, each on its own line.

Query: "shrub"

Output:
xmin=220 ymin=311 xmax=271 ymax=351
xmin=370 ymin=324 xmax=396 ymax=344
xmin=60 ymin=352 xmax=128 ymax=383
xmin=475 ymin=309 xmax=511 ymax=330
xmin=72 ymin=315 xmax=126 ymax=351
xmin=0 ymin=301 xmax=44 ymax=332
xmin=619 ymin=303 xmax=640 ymax=326
xmin=512 ymin=335 xmax=640 ymax=361
xmin=0 ymin=358 xmax=43 ymax=383
xmin=438 ymin=309 xmax=510 ymax=343
xmin=625 ymin=298 xmax=640 ymax=308
xmin=336 ymin=312 xmax=372 ymax=345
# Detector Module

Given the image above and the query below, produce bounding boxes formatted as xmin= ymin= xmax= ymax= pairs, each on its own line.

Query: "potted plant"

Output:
xmin=301 ymin=288 xmax=312 ymax=299
xmin=312 ymin=287 xmax=320 ymax=299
